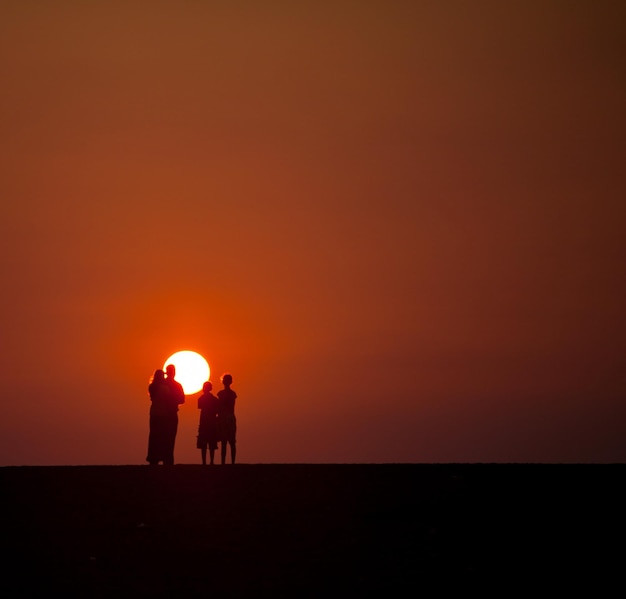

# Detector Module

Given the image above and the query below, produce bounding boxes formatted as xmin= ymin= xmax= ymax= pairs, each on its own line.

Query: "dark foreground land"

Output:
xmin=2 ymin=464 xmax=624 ymax=596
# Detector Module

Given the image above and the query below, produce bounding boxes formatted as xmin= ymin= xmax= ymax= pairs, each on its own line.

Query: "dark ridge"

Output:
xmin=2 ymin=464 xmax=623 ymax=595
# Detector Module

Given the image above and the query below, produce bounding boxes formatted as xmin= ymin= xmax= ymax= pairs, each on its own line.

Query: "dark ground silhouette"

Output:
xmin=2 ymin=464 xmax=624 ymax=596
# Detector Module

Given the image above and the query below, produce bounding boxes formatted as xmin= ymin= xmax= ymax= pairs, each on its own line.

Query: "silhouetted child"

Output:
xmin=217 ymin=373 xmax=237 ymax=464
xmin=197 ymin=381 xmax=220 ymax=465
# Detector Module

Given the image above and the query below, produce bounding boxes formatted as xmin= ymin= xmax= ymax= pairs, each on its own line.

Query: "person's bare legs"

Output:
xmin=221 ymin=442 xmax=227 ymax=465
xmin=231 ymin=442 xmax=236 ymax=464
xmin=201 ymin=447 xmax=207 ymax=466
xmin=209 ymin=448 xmax=215 ymax=465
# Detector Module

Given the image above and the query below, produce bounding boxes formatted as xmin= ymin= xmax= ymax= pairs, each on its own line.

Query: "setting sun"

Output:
xmin=163 ymin=350 xmax=210 ymax=395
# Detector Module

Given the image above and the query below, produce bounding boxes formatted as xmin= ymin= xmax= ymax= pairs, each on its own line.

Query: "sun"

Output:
xmin=163 ymin=350 xmax=210 ymax=395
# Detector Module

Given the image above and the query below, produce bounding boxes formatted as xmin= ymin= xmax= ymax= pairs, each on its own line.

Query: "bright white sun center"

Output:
xmin=163 ymin=350 xmax=210 ymax=395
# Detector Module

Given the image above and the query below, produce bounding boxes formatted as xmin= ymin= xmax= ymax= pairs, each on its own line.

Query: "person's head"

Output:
xmin=165 ymin=364 xmax=176 ymax=378
xmin=151 ymin=369 xmax=165 ymax=384
xmin=203 ymin=381 xmax=213 ymax=393
xmin=221 ymin=373 xmax=232 ymax=387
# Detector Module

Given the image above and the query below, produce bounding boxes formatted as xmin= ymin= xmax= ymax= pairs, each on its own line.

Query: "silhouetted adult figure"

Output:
xmin=163 ymin=363 xmax=185 ymax=465
xmin=217 ymin=373 xmax=237 ymax=464
xmin=146 ymin=369 xmax=172 ymax=466
xmin=197 ymin=380 xmax=219 ymax=465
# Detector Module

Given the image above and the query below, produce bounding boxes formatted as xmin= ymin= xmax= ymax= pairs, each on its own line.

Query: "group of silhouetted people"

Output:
xmin=196 ymin=374 xmax=237 ymax=465
xmin=146 ymin=366 xmax=237 ymax=466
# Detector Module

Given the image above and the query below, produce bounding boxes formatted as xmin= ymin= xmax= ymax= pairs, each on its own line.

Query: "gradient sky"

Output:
xmin=1 ymin=1 xmax=625 ymax=465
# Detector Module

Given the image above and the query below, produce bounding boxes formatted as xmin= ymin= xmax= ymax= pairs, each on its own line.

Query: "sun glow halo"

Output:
xmin=163 ymin=350 xmax=210 ymax=395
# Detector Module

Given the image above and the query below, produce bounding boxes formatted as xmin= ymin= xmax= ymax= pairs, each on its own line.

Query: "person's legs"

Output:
xmin=167 ymin=416 xmax=178 ymax=465
xmin=165 ymin=439 xmax=175 ymax=465
xmin=147 ymin=415 xmax=162 ymax=465
xmin=230 ymin=441 xmax=236 ymax=464
xmin=209 ymin=448 xmax=215 ymax=465
xmin=201 ymin=447 xmax=207 ymax=465
xmin=164 ymin=439 xmax=174 ymax=465
xmin=221 ymin=442 xmax=227 ymax=464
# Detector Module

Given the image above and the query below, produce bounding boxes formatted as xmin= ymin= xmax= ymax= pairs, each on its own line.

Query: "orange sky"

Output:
xmin=1 ymin=2 xmax=625 ymax=465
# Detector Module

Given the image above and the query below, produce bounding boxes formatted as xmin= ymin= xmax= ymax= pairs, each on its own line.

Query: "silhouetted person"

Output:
xmin=162 ymin=363 xmax=185 ymax=465
xmin=146 ymin=369 xmax=172 ymax=466
xmin=217 ymin=373 xmax=237 ymax=464
xmin=197 ymin=380 xmax=219 ymax=465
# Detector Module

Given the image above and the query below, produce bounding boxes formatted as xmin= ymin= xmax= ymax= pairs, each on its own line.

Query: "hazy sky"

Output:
xmin=1 ymin=1 xmax=624 ymax=465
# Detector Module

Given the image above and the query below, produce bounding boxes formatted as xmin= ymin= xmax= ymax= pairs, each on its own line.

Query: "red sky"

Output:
xmin=1 ymin=2 xmax=625 ymax=465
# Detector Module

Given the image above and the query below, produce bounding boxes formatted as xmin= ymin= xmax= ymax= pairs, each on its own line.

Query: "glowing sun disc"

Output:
xmin=163 ymin=350 xmax=210 ymax=395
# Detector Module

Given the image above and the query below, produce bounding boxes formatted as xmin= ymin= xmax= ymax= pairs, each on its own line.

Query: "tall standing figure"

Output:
xmin=217 ymin=373 xmax=237 ymax=464
xmin=197 ymin=381 xmax=220 ymax=465
xmin=146 ymin=369 xmax=172 ymax=465
xmin=163 ymin=363 xmax=186 ymax=465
